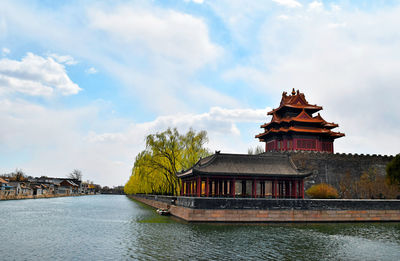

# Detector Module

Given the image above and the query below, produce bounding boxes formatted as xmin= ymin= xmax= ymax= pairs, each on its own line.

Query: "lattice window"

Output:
xmin=266 ymin=141 xmax=275 ymax=151
xmin=296 ymin=139 xmax=317 ymax=150
xmin=321 ymin=142 xmax=333 ymax=152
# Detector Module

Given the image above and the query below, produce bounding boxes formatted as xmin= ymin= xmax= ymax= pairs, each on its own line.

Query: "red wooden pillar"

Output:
xmin=254 ymin=179 xmax=258 ymax=198
xmin=273 ymin=179 xmax=277 ymax=199
xmin=251 ymin=179 xmax=255 ymax=198
xmin=231 ymin=178 xmax=236 ymax=198
xmin=197 ymin=176 xmax=201 ymax=197
xmin=224 ymin=180 xmax=228 ymax=196
xmin=180 ymin=181 xmax=184 ymax=196
xmin=272 ymin=180 xmax=274 ymax=198
xmin=285 ymin=181 xmax=289 ymax=198
xmin=293 ymin=180 xmax=298 ymax=199
xmin=206 ymin=177 xmax=209 ymax=197
xmin=215 ymin=180 xmax=219 ymax=196
xmin=301 ymin=179 xmax=304 ymax=199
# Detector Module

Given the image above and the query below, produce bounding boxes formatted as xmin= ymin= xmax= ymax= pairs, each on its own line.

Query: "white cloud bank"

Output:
xmin=0 ymin=100 xmax=270 ymax=186
xmin=0 ymin=53 xmax=81 ymax=96
xmin=88 ymin=6 xmax=220 ymax=72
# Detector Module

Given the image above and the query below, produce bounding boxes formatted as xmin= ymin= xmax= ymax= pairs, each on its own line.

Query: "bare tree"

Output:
xmin=248 ymin=145 xmax=264 ymax=155
xmin=68 ymin=169 xmax=82 ymax=181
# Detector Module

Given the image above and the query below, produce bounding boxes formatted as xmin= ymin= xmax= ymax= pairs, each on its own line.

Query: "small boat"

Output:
xmin=156 ymin=208 xmax=170 ymax=216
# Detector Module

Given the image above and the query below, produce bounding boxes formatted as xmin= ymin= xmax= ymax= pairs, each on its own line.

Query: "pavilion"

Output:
xmin=256 ymin=88 xmax=344 ymax=153
xmin=177 ymin=152 xmax=311 ymax=198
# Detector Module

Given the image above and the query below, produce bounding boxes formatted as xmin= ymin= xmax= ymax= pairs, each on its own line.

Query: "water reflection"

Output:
xmin=1 ymin=195 xmax=399 ymax=260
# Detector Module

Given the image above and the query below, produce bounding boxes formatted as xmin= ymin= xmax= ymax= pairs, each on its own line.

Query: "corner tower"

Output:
xmin=256 ymin=89 xmax=344 ymax=153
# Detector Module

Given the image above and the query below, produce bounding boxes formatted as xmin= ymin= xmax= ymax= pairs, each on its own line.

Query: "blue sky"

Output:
xmin=1 ymin=0 xmax=400 ymax=186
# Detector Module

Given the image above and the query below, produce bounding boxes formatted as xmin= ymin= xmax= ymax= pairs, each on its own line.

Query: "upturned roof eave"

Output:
xmin=179 ymin=169 xmax=312 ymax=179
xmin=256 ymin=128 xmax=345 ymax=139
xmin=267 ymin=105 xmax=323 ymax=115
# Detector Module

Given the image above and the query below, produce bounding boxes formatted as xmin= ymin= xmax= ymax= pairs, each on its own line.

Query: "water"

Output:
xmin=1 ymin=195 xmax=400 ymax=261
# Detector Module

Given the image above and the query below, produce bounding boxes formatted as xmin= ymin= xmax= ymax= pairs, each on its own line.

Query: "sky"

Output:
xmin=1 ymin=0 xmax=400 ymax=186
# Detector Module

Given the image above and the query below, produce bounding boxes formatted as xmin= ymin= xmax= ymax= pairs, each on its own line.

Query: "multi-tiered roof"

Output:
xmin=256 ymin=89 xmax=344 ymax=152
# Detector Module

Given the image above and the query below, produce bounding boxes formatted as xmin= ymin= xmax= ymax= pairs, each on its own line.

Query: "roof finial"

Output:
xmin=291 ymin=88 xmax=296 ymax=95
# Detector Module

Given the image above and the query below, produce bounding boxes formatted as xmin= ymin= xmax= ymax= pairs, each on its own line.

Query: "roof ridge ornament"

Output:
xmin=291 ymin=88 xmax=296 ymax=95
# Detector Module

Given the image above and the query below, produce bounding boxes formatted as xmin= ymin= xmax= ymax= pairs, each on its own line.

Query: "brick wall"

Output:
xmin=269 ymin=151 xmax=394 ymax=191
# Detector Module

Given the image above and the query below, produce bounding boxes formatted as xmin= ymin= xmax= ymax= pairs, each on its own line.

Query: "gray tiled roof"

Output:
xmin=177 ymin=152 xmax=311 ymax=178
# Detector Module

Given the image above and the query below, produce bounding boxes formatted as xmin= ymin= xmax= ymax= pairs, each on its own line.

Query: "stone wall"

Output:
xmin=265 ymin=151 xmax=395 ymax=191
xmin=129 ymin=194 xmax=400 ymax=222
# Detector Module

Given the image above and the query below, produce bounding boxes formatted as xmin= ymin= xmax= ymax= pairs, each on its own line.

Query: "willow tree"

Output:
xmin=125 ymin=128 xmax=209 ymax=195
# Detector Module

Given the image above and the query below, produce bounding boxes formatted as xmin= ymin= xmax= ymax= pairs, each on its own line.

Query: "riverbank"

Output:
xmin=0 ymin=193 xmax=95 ymax=201
xmin=129 ymin=194 xmax=400 ymax=222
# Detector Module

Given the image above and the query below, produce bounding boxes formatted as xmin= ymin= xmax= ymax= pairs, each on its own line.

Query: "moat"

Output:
xmin=1 ymin=195 xmax=400 ymax=260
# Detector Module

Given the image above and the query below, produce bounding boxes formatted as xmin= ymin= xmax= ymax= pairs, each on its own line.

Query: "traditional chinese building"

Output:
xmin=177 ymin=152 xmax=311 ymax=198
xmin=256 ymin=89 xmax=344 ymax=153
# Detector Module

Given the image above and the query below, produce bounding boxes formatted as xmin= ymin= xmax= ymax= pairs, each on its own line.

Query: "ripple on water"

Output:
xmin=1 ymin=196 xmax=400 ymax=260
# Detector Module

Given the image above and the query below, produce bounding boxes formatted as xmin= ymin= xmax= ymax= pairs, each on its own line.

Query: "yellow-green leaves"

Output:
xmin=124 ymin=128 xmax=210 ymax=195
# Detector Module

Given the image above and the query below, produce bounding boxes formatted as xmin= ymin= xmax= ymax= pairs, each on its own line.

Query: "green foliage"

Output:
xmin=306 ymin=183 xmax=339 ymax=199
xmin=124 ymin=128 xmax=210 ymax=195
xmin=386 ymin=154 xmax=400 ymax=187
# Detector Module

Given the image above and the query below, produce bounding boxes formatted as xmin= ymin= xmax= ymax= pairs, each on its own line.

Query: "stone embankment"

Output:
xmin=0 ymin=193 xmax=87 ymax=201
xmin=129 ymin=194 xmax=400 ymax=222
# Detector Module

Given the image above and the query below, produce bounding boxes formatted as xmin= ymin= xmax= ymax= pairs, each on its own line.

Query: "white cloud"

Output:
xmin=184 ymin=0 xmax=204 ymax=4
xmin=49 ymin=53 xmax=78 ymax=65
xmin=0 ymin=99 xmax=270 ymax=186
xmin=308 ymin=1 xmax=323 ymax=12
xmin=0 ymin=53 xmax=81 ymax=96
xmin=272 ymin=0 xmax=302 ymax=8
xmin=330 ymin=4 xmax=341 ymax=12
xmin=0 ymin=2 xmax=235 ymax=114
xmin=328 ymin=22 xmax=346 ymax=29
xmin=88 ymin=6 xmax=221 ymax=71
xmin=86 ymin=67 xmax=97 ymax=74
xmin=278 ymin=15 xmax=290 ymax=20
xmin=2 ymin=48 xmax=10 ymax=56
